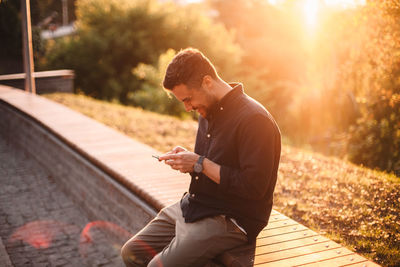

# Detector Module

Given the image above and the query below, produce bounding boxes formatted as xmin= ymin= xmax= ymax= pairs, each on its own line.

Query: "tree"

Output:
xmin=343 ymin=0 xmax=400 ymax=175
xmin=44 ymin=0 xmax=241 ymax=106
xmin=131 ymin=49 xmax=189 ymax=117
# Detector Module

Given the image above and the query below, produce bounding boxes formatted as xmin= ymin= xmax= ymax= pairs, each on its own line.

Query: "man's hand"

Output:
xmin=162 ymin=146 xmax=187 ymax=156
xmin=159 ymin=150 xmax=199 ymax=173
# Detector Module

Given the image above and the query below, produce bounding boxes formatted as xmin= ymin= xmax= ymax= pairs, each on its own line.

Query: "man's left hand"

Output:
xmin=159 ymin=151 xmax=200 ymax=173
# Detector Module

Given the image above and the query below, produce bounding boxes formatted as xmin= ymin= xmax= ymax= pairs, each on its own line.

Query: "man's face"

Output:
xmin=172 ymin=83 xmax=218 ymax=118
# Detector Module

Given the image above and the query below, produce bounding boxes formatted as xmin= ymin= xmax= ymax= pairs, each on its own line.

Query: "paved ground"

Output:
xmin=0 ymin=138 xmax=128 ymax=267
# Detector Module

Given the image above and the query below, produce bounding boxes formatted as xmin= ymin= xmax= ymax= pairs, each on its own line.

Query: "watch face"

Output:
xmin=194 ymin=163 xmax=202 ymax=173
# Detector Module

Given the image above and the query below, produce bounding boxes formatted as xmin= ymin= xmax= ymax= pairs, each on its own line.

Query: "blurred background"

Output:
xmin=1 ymin=0 xmax=399 ymax=176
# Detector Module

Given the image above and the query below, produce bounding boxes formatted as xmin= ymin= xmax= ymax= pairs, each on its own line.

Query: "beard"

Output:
xmin=203 ymin=93 xmax=219 ymax=120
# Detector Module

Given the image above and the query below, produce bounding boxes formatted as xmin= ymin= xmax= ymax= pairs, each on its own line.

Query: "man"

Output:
xmin=121 ymin=48 xmax=281 ymax=267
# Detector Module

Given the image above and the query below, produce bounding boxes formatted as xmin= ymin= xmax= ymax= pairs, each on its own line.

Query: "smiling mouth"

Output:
xmin=192 ymin=106 xmax=207 ymax=117
xmin=198 ymin=109 xmax=206 ymax=117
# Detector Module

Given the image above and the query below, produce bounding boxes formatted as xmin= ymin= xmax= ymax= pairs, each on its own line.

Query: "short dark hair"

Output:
xmin=163 ymin=48 xmax=218 ymax=90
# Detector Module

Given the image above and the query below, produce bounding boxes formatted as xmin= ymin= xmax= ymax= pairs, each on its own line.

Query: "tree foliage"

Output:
xmin=345 ymin=0 xmax=400 ymax=175
xmin=43 ymin=0 xmax=241 ymax=105
xmin=131 ymin=49 xmax=189 ymax=118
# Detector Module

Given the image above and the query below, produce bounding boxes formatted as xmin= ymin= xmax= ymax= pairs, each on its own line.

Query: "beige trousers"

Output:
xmin=120 ymin=201 xmax=248 ymax=267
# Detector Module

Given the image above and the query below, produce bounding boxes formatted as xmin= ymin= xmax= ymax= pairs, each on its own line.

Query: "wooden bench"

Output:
xmin=0 ymin=85 xmax=380 ymax=267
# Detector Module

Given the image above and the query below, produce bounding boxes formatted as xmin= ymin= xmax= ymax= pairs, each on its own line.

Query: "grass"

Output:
xmin=44 ymin=93 xmax=197 ymax=152
xmin=43 ymin=93 xmax=400 ymax=267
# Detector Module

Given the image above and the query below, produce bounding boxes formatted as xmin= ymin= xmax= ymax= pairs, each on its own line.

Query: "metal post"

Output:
xmin=62 ymin=0 xmax=68 ymax=26
xmin=21 ymin=0 xmax=36 ymax=94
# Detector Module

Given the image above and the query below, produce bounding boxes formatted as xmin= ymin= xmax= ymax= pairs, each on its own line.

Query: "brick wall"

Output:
xmin=0 ymin=101 xmax=156 ymax=234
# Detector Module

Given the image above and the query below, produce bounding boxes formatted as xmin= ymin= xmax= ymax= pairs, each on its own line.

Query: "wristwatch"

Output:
xmin=194 ymin=156 xmax=205 ymax=173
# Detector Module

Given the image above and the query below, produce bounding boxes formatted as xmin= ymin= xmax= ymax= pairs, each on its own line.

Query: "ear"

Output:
xmin=201 ymin=75 xmax=214 ymax=90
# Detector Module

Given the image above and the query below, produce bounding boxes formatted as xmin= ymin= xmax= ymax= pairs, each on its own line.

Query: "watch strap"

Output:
xmin=194 ymin=155 xmax=205 ymax=173
xmin=198 ymin=155 xmax=205 ymax=165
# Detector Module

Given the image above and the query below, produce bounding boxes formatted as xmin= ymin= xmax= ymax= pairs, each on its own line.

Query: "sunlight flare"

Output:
xmin=302 ymin=0 xmax=320 ymax=34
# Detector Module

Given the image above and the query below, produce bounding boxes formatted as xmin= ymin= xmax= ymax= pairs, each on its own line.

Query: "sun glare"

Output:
xmin=303 ymin=0 xmax=319 ymax=32
xmin=267 ymin=0 xmax=280 ymax=4
xmin=292 ymin=0 xmax=365 ymax=35
xmin=266 ymin=0 xmax=366 ymax=35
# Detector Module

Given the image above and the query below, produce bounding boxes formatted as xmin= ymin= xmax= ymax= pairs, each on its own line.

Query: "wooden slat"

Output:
xmin=256 ymin=229 xmax=319 ymax=247
xmin=295 ymin=253 xmax=371 ymax=267
xmin=264 ymin=218 xmax=302 ymax=230
xmin=344 ymin=260 xmax=381 ymax=267
xmin=254 ymin=240 xmax=342 ymax=265
xmin=255 ymin=236 xmax=331 ymax=256
xmin=268 ymin=213 xmax=290 ymax=223
xmin=258 ymin=224 xmax=309 ymax=238
xmin=270 ymin=210 xmax=280 ymax=215
xmin=255 ymin=246 xmax=354 ymax=266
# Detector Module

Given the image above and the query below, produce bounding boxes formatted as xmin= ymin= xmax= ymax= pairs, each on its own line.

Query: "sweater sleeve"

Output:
xmin=219 ymin=114 xmax=279 ymax=200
